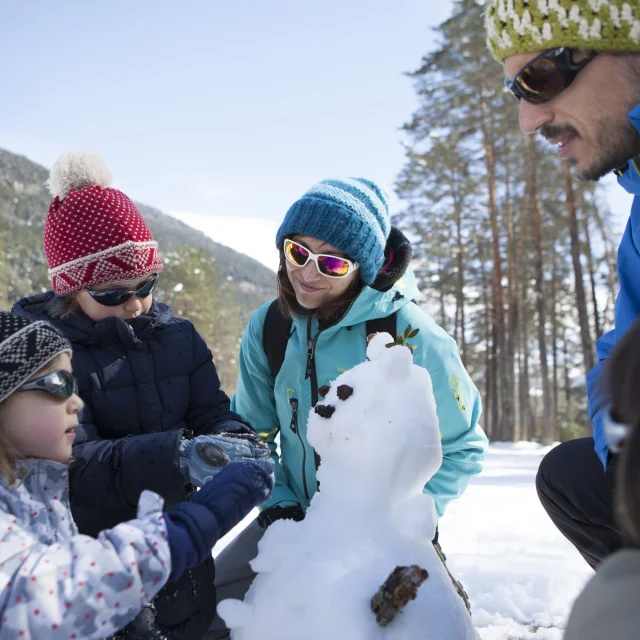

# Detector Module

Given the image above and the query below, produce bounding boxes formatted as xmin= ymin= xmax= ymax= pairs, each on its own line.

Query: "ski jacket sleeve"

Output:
xmin=587 ymin=204 xmax=640 ymax=468
xmin=232 ymin=304 xmax=301 ymax=510
xmin=0 ymin=491 xmax=171 ymax=639
xmin=71 ymin=405 xmax=188 ymax=510
xmin=403 ymin=308 xmax=487 ymax=517
xmin=70 ymin=325 xmax=253 ymax=512
xmin=587 ymin=327 xmax=618 ymax=468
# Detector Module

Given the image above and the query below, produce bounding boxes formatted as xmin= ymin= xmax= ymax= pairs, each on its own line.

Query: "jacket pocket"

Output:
xmin=289 ymin=398 xmax=310 ymax=501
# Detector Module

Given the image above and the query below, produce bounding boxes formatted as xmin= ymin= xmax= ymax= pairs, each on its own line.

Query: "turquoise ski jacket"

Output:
xmin=232 ymin=255 xmax=487 ymax=518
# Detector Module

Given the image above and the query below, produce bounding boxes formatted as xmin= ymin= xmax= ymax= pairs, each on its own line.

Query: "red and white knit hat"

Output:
xmin=43 ymin=150 xmax=163 ymax=295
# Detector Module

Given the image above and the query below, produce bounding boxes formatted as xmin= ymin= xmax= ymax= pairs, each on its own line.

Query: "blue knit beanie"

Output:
xmin=275 ymin=178 xmax=391 ymax=285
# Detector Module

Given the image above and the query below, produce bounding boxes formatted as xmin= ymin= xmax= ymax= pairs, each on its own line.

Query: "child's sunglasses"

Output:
xmin=85 ymin=273 xmax=160 ymax=307
xmin=17 ymin=370 xmax=79 ymax=399
xmin=504 ymin=48 xmax=598 ymax=105
xmin=283 ymin=239 xmax=359 ymax=279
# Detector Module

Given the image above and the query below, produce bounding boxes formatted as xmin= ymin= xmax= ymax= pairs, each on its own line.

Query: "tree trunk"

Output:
xmin=590 ymin=201 xmax=618 ymax=322
xmin=576 ymin=186 xmax=602 ymax=339
xmin=479 ymin=240 xmax=494 ymax=440
xmin=480 ymin=88 xmax=510 ymax=440
xmin=505 ymin=155 xmax=517 ymax=440
xmin=550 ymin=243 xmax=559 ymax=430
xmin=453 ymin=186 xmax=467 ymax=365
xmin=528 ymin=137 xmax=554 ymax=444
xmin=437 ymin=257 xmax=447 ymax=332
xmin=563 ymin=320 xmax=572 ymax=429
xmin=562 ymin=161 xmax=595 ymax=373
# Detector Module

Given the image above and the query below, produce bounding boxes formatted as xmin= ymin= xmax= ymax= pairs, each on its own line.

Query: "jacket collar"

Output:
xmin=616 ymin=103 xmax=640 ymax=196
xmin=13 ymin=293 xmax=173 ymax=347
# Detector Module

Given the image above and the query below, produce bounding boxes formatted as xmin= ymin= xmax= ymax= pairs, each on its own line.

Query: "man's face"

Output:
xmin=503 ymin=50 xmax=640 ymax=181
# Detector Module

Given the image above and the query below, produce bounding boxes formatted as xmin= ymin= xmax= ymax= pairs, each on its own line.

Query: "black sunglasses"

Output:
xmin=18 ymin=369 xmax=79 ymax=399
xmin=85 ymin=273 xmax=159 ymax=307
xmin=504 ymin=48 xmax=598 ymax=105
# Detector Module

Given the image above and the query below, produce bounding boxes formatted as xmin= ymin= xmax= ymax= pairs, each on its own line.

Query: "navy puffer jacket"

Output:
xmin=13 ymin=291 xmax=249 ymax=639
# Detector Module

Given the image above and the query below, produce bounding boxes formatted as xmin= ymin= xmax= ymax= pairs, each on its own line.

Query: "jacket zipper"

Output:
xmin=303 ymin=294 xmax=365 ymax=472
xmin=305 ymin=321 xmax=320 ymax=407
xmin=289 ymin=398 xmax=310 ymax=501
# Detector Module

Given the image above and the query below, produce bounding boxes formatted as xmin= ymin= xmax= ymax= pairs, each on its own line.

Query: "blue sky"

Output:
xmin=2 ymin=2 xmax=454 ymax=216
xmin=2 ymin=0 xmax=630 ymax=269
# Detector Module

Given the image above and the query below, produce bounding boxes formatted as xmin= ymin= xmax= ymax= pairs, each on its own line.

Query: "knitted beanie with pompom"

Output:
xmin=44 ymin=150 xmax=163 ymax=295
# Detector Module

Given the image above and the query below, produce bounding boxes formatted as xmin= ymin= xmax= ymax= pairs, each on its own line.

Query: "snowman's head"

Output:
xmin=307 ymin=333 xmax=442 ymax=499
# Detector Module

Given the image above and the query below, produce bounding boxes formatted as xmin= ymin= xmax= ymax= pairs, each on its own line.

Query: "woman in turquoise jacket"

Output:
xmin=208 ymin=178 xmax=487 ymax=639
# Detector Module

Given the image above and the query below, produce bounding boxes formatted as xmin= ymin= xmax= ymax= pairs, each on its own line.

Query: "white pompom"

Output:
xmin=46 ymin=149 xmax=112 ymax=200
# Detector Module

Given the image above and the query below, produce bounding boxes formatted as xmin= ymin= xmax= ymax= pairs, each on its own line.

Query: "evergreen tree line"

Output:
xmin=396 ymin=0 xmax=619 ymax=444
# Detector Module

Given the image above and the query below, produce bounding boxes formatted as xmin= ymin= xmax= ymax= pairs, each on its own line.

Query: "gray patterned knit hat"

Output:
xmin=0 ymin=312 xmax=72 ymax=405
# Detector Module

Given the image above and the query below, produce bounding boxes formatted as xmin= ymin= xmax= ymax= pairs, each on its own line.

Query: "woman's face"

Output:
xmin=75 ymin=275 xmax=155 ymax=322
xmin=284 ymin=235 xmax=359 ymax=310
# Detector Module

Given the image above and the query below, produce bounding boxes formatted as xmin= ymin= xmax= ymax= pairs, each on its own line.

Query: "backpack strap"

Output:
xmin=365 ymin=313 xmax=398 ymax=342
xmin=263 ymin=300 xmax=406 ymax=378
xmin=263 ymin=300 xmax=293 ymax=378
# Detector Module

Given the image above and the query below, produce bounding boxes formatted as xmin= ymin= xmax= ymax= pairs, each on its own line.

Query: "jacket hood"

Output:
xmin=617 ymin=104 xmax=640 ymax=196
xmin=292 ymin=226 xmax=419 ymax=335
xmin=12 ymin=292 xmax=173 ymax=347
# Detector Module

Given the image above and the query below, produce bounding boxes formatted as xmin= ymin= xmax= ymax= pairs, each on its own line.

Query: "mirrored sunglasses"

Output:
xmin=284 ymin=239 xmax=359 ymax=279
xmin=504 ymin=48 xmax=597 ymax=105
xmin=85 ymin=273 xmax=159 ymax=307
xmin=17 ymin=369 xmax=79 ymax=400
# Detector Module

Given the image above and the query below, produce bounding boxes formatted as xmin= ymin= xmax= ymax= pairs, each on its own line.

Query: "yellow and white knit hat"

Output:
xmin=486 ymin=0 xmax=640 ymax=62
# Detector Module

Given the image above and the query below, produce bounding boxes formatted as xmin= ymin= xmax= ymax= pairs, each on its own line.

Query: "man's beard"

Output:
xmin=541 ymin=117 xmax=640 ymax=182
xmin=577 ymin=116 xmax=640 ymax=181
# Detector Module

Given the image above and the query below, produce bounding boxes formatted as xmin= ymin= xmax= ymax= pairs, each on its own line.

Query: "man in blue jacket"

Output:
xmin=486 ymin=1 xmax=640 ymax=568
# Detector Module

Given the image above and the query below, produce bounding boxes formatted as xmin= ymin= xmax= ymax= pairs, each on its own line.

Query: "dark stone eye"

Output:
xmin=314 ymin=404 xmax=336 ymax=419
xmin=318 ymin=385 xmax=331 ymax=398
xmin=337 ymin=385 xmax=354 ymax=401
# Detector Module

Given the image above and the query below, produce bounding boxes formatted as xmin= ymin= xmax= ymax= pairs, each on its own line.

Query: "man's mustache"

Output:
xmin=540 ymin=124 xmax=580 ymax=141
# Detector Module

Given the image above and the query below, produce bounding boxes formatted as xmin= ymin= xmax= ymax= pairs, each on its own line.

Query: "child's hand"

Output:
xmin=190 ymin=460 xmax=275 ymax=534
xmin=164 ymin=460 xmax=274 ymax=581
xmin=178 ymin=433 xmax=271 ymax=487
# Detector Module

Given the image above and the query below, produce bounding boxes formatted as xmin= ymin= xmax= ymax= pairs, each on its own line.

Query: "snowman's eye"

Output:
xmin=337 ymin=385 xmax=354 ymax=401
xmin=318 ymin=385 xmax=331 ymax=398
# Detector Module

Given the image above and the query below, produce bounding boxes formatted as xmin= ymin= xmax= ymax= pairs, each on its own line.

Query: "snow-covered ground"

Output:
xmin=214 ymin=442 xmax=593 ymax=639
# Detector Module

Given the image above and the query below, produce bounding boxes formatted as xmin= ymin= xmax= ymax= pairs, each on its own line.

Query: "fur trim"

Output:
xmin=46 ymin=149 xmax=112 ymax=200
xmin=371 ymin=227 xmax=413 ymax=292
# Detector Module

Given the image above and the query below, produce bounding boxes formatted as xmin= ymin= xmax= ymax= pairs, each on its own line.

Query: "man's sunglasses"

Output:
xmin=283 ymin=239 xmax=359 ymax=279
xmin=504 ymin=48 xmax=598 ymax=105
xmin=18 ymin=369 xmax=78 ymax=400
xmin=85 ymin=273 xmax=159 ymax=307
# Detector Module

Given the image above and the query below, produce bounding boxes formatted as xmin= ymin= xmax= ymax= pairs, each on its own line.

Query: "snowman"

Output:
xmin=218 ymin=333 xmax=478 ymax=639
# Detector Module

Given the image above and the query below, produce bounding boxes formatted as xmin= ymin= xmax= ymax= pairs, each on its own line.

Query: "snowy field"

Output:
xmin=214 ymin=442 xmax=592 ymax=639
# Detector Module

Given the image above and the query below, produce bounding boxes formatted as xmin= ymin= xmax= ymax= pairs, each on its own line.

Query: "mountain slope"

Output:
xmin=0 ymin=147 xmax=276 ymax=390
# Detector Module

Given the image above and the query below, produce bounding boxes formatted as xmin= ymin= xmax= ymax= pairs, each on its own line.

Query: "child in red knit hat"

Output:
xmin=13 ymin=150 xmax=271 ymax=640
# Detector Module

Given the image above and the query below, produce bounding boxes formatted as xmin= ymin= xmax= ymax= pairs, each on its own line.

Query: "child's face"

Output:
xmin=75 ymin=275 xmax=155 ymax=322
xmin=1 ymin=353 xmax=83 ymax=463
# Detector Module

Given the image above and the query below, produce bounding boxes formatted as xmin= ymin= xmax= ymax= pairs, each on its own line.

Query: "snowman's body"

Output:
xmin=219 ymin=334 xmax=478 ymax=639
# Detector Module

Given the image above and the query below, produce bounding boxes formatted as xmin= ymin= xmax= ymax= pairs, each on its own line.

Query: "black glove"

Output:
xmin=257 ymin=504 xmax=305 ymax=529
